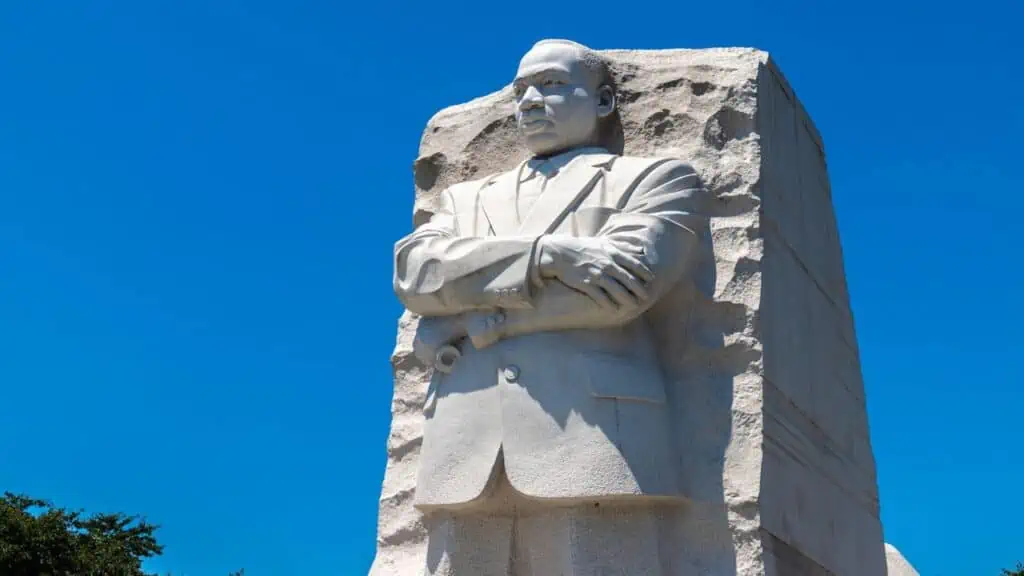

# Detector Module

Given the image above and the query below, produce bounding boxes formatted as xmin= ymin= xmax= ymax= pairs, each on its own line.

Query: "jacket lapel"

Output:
xmin=517 ymin=154 xmax=614 ymax=236
xmin=477 ymin=165 xmax=525 ymax=237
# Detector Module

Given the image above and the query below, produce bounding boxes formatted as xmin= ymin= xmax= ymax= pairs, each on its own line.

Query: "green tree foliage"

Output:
xmin=0 ymin=492 xmax=241 ymax=576
xmin=1002 ymin=562 xmax=1024 ymax=576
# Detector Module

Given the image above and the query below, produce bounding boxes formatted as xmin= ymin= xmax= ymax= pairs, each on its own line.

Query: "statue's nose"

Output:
xmin=518 ymin=85 xmax=543 ymax=110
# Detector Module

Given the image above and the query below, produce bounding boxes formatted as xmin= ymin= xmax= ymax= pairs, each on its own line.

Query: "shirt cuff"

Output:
xmin=528 ymin=236 xmax=546 ymax=293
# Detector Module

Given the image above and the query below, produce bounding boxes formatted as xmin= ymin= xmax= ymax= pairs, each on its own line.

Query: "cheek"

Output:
xmin=543 ymin=93 xmax=569 ymax=109
xmin=544 ymin=89 xmax=593 ymax=114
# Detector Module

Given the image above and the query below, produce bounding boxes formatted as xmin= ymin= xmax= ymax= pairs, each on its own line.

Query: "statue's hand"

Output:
xmin=536 ymin=236 xmax=653 ymax=310
xmin=413 ymin=316 xmax=468 ymax=366
xmin=414 ymin=311 xmax=510 ymax=368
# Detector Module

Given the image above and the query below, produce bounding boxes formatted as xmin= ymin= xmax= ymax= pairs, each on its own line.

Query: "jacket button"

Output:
xmin=485 ymin=311 xmax=504 ymax=328
xmin=503 ymin=365 xmax=520 ymax=382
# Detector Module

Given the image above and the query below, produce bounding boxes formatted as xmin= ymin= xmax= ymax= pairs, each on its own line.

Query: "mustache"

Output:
xmin=518 ymin=112 xmax=553 ymax=124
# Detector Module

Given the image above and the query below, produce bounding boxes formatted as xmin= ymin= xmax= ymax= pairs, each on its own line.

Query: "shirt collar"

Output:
xmin=522 ymin=146 xmax=608 ymax=182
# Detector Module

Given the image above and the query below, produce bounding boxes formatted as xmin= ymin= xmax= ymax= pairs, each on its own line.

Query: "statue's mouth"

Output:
xmin=520 ymin=118 xmax=553 ymax=133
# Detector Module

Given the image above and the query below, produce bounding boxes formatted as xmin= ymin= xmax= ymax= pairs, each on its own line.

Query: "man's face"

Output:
xmin=513 ymin=43 xmax=608 ymax=157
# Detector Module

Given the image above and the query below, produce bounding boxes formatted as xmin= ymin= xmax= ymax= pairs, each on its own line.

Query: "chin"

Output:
xmin=522 ymin=132 xmax=565 ymax=156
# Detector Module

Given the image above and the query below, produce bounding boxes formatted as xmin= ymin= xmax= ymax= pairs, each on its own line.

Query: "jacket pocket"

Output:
xmin=574 ymin=353 xmax=667 ymax=404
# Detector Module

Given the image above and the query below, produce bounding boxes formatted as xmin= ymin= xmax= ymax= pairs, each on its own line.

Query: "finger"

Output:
xmin=413 ymin=336 xmax=439 ymax=364
xmin=605 ymin=264 xmax=650 ymax=301
xmin=611 ymin=240 xmax=645 ymax=254
xmin=597 ymin=274 xmax=638 ymax=308
xmin=574 ymin=278 xmax=617 ymax=310
xmin=610 ymin=251 xmax=654 ymax=284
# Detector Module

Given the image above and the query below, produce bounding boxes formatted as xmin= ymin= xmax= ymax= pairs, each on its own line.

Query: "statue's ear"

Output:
xmin=596 ymin=84 xmax=616 ymax=119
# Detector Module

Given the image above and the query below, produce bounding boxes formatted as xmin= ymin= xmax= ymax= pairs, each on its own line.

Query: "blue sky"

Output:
xmin=0 ymin=1 xmax=1020 ymax=574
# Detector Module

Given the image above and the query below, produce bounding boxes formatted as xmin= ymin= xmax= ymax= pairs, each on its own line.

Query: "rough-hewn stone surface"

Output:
xmin=371 ymin=47 xmax=885 ymax=576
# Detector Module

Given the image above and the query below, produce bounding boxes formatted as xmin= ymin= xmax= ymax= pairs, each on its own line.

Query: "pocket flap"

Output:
xmin=575 ymin=353 xmax=667 ymax=404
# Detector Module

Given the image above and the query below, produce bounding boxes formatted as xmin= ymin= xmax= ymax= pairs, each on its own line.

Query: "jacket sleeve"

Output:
xmin=471 ymin=159 xmax=705 ymax=346
xmin=393 ymin=187 xmax=540 ymax=317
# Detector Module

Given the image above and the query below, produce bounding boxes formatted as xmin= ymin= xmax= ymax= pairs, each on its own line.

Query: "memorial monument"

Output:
xmin=374 ymin=40 xmax=890 ymax=575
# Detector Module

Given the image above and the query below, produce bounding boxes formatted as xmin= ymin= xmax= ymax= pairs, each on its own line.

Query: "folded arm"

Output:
xmin=473 ymin=160 xmax=706 ymax=346
xmin=393 ymin=188 xmax=539 ymax=316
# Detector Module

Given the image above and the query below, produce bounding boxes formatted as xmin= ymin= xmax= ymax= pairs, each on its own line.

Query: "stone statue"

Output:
xmin=378 ymin=41 xmax=891 ymax=576
xmin=392 ymin=38 xmax=706 ymax=575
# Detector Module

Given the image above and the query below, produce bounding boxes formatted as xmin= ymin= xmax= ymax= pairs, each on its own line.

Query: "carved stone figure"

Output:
xmin=392 ymin=39 xmax=705 ymax=575
xmin=378 ymin=41 xmax=891 ymax=576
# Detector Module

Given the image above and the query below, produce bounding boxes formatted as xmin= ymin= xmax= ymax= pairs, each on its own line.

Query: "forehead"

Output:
xmin=515 ymin=43 xmax=588 ymax=81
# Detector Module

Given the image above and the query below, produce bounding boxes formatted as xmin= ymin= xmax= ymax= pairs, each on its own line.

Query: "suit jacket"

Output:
xmin=393 ymin=148 xmax=705 ymax=508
